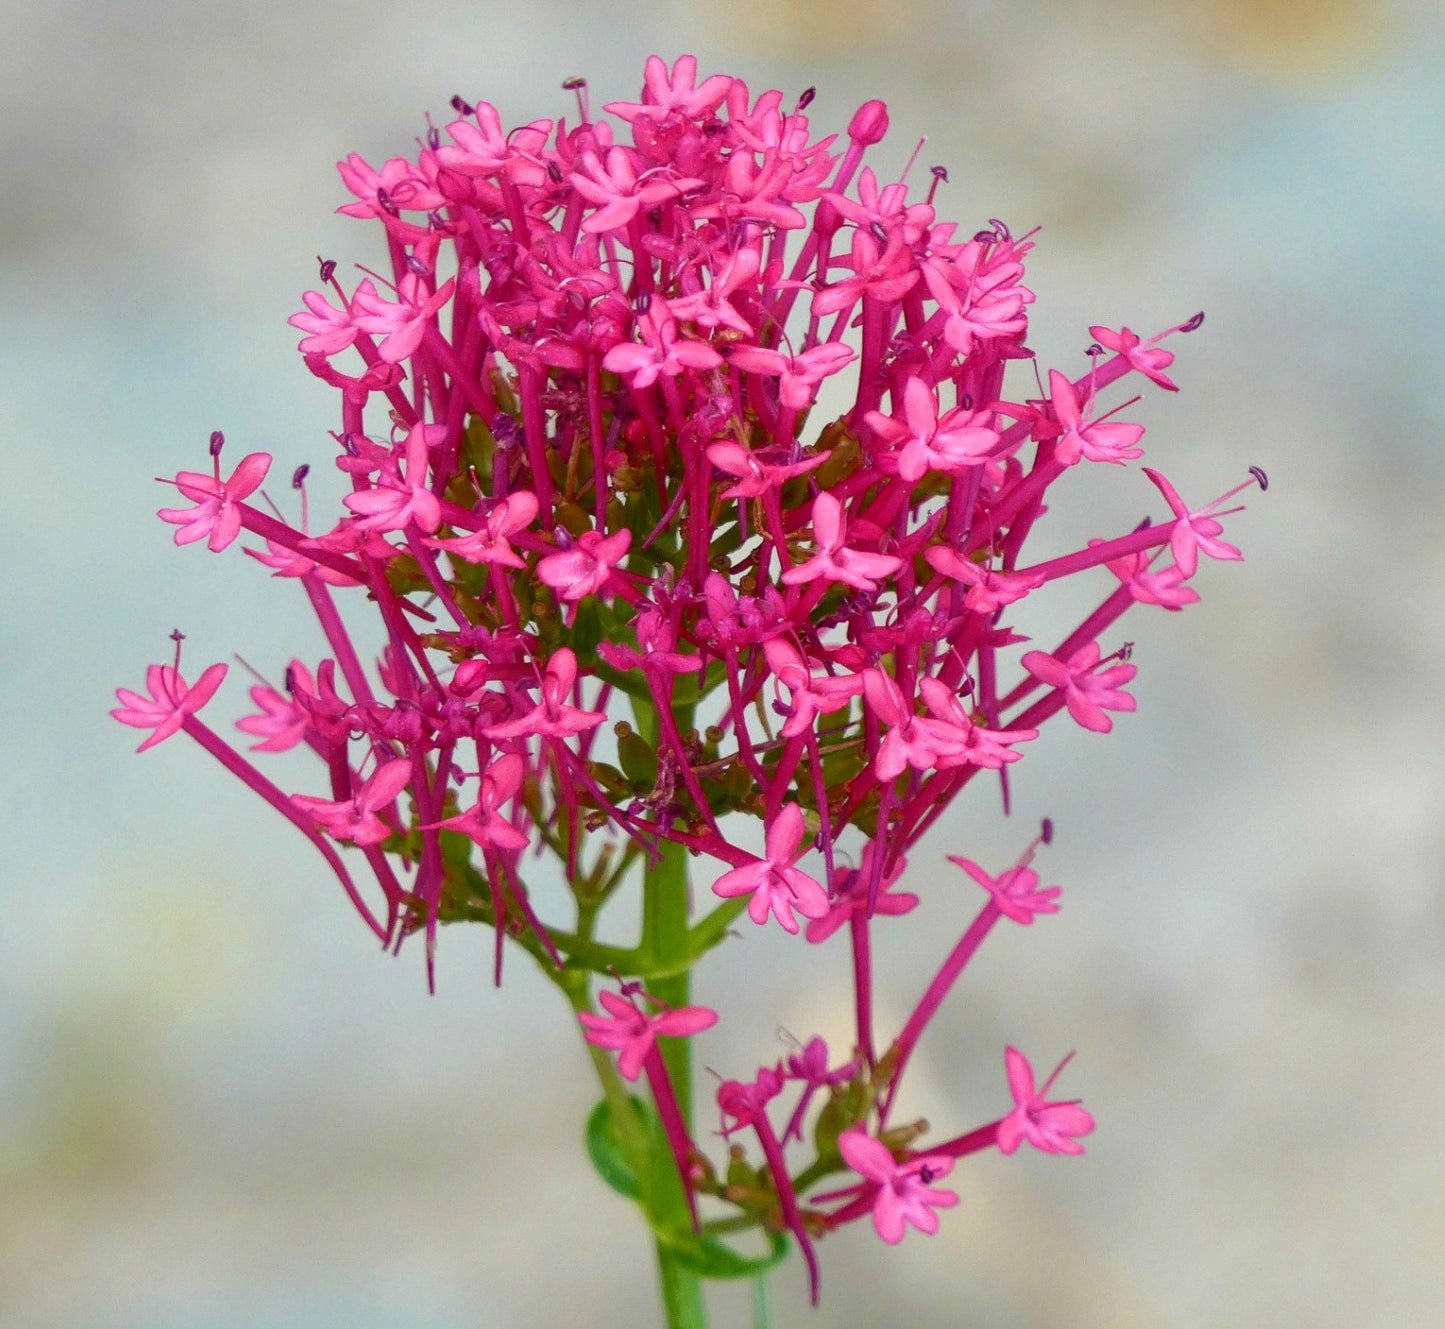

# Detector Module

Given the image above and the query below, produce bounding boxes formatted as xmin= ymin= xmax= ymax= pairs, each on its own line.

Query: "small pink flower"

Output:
xmin=342 ymin=423 xmax=446 ymax=535
xmin=158 ymin=452 xmax=271 ymax=553
xmin=1021 ymin=640 xmax=1137 ymax=733
xmin=570 ymin=148 xmax=705 ymax=236
xmin=996 ymin=1047 xmax=1095 ymax=1156
xmin=837 ymin=1130 xmax=959 ymax=1244
xmin=948 ymin=855 xmax=1061 ymax=924
xmin=536 ymin=527 xmax=632 ymax=603
xmin=350 ymin=274 xmax=456 ymax=364
xmin=601 ymin=301 xmax=722 ymax=387
xmin=1144 ymin=467 xmax=1243 ymax=579
xmin=429 ymin=752 xmax=530 ymax=852
xmin=727 ymin=342 xmax=857 ymax=411
xmin=1090 ymin=324 xmax=1178 ymax=391
xmin=707 ymin=441 xmax=826 ymax=500
xmin=782 ymin=494 xmax=902 ymax=594
xmin=483 ymin=648 xmax=606 ymax=741
xmin=603 ymin=54 xmax=734 ymax=124
xmin=428 ymin=491 xmax=539 ymax=567
xmin=805 ymin=845 xmax=918 ymax=944
xmin=762 ymin=638 xmax=865 ymax=739
xmin=1101 ymin=543 xmax=1200 ymax=611
xmin=865 ymin=377 xmax=1000 ymax=483
xmin=292 ymin=758 xmax=412 ymax=846
xmin=924 ymin=546 xmax=1044 ymax=613
xmin=236 ymin=671 xmax=311 ymax=752
xmin=711 ymin=803 xmax=829 ymax=934
xmin=578 ymin=988 xmax=718 ymax=1082
xmin=1048 ymin=370 xmax=1145 ymax=466
xmin=288 ymin=288 xmax=357 ymax=357
xmin=112 ymin=661 xmax=228 ymax=752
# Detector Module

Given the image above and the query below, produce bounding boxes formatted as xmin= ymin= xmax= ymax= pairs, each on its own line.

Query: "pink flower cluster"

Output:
xmin=115 ymin=55 xmax=1257 ymax=1301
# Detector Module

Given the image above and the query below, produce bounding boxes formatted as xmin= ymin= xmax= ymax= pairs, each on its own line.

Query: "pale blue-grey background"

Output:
xmin=2 ymin=0 xmax=1443 ymax=1324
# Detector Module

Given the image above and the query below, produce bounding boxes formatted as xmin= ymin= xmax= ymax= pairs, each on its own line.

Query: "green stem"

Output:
xmin=657 ymin=1238 xmax=709 ymax=1329
xmin=643 ymin=834 xmax=694 ymax=1128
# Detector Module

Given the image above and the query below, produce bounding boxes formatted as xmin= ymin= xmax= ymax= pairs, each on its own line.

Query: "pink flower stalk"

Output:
xmin=118 ymin=54 xmax=1257 ymax=1312
xmin=836 ymin=1130 xmax=959 ymax=1244
xmin=996 ymin=1047 xmax=1096 ymax=1155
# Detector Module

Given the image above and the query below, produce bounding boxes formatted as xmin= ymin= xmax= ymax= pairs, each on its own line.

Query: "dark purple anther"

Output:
xmin=405 ymin=253 xmax=431 ymax=275
xmin=169 ymin=628 xmax=186 ymax=644
xmin=959 ymin=393 xmax=973 ymax=410
xmin=973 ymin=229 xmax=996 ymax=244
xmin=918 ymin=1165 xmax=937 ymax=1184
xmin=1041 ymin=817 xmax=1054 ymax=845
xmin=797 ymin=86 xmax=816 ymax=111
xmin=1182 ymin=311 xmax=1205 ymax=332
xmin=636 ymin=291 xmax=652 ymax=314
xmin=291 ymin=463 xmax=310 ymax=488
xmin=426 ymin=124 xmax=441 ymax=151
xmin=317 ymin=256 xmax=337 ymax=284
xmin=547 ymin=160 xmax=564 ymax=184
xmin=561 ymin=76 xmax=587 ymax=90
xmin=284 ymin=665 xmax=297 ymax=693
xmin=1119 ymin=641 xmax=1134 ymax=662
xmin=1086 ymin=342 xmax=1104 ymax=357
xmin=1249 ymin=465 xmax=1269 ymax=491
xmin=375 ymin=187 xmax=399 ymax=217
xmin=450 ymin=94 xmax=474 ymax=116
xmin=209 ymin=430 xmax=225 ymax=457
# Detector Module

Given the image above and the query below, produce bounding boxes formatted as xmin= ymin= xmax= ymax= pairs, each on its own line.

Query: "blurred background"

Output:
xmin=2 ymin=0 xmax=1443 ymax=1324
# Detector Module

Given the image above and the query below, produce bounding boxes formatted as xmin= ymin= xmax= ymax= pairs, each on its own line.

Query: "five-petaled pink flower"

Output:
xmin=1144 ymin=467 xmax=1244 ymax=579
xmin=712 ymin=803 xmax=829 ymax=933
xmin=1090 ymin=324 xmax=1178 ymax=391
xmin=158 ymin=452 xmax=271 ymax=553
xmin=603 ymin=54 xmax=734 ymax=124
xmin=1048 ymin=370 xmax=1145 ymax=466
xmin=1021 ymin=640 xmax=1137 ymax=733
xmin=727 ymin=342 xmax=857 ymax=412
xmin=601 ymin=301 xmax=722 ymax=386
xmin=537 ymin=527 xmax=632 ymax=604
xmin=996 ymin=1047 xmax=1095 ymax=1155
xmin=429 ymin=491 xmax=539 ymax=567
xmin=350 ymin=274 xmax=456 ymax=364
xmin=782 ymin=494 xmax=901 ymax=593
xmin=483 ymin=648 xmax=606 ymax=741
xmin=948 ymin=855 xmax=1061 ymax=924
xmin=112 ymin=661 xmax=228 ymax=752
xmin=343 ymin=423 xmax=446 ymax=535
xmin=430 ymin=752 xmax=530 ymax=852
xmin=578 ymin=988 xmax=718 ymax=1082
xmin=837 ymin=1129 xmax=959 ymax=1244
xmin=292 ymin=758 xmax=412 ymax=846
xmin=865 ymin=377 xmax=1001 ymax=483
xmin=805 ymin=844 xmax=918 ymax=943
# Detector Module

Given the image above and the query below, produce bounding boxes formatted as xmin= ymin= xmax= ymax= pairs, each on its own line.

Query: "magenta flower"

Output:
xmin=158 ymin=451 xmax=271 ymax=553
xmin=537 ymin=527 xmax=632 ymax=604
xmin=350 ymin=274 xmax=456 ymax=364
xmin=924 ymin=545 xmax=1044 ymax=613
xmin=482 ymin=648 xmax=605 ymax=741
xmin=996 ymin=1047 xmax=1095 ymax=1155
xmin=430 ymin=753 xmax=529 ymax=853
xmin=578 ymin=989 xmax=718 ymax=1082
xmin=865 ymin=376 xmax=1001 ymax=483
xmin=782 ymin=494 xmax=902 ymax=593
xmin=1047 ymin=370 xmax=1145 ymax=466
xmin=236 ymin=674 xmax=310 ymax=753
xmin=805 ymin=846 xmax=918 ymax=944
xmin=707 ymin=441 xmax=826 ymax=500
xmin=837 ymin=1130 xmax=959 ymax=1244
xmin=762 ymin=638 xmax=865 ymax=739
xmin=288 ymin=288 xmax=357 ymax=357
xmin=727 ymin=342 xmax=856 ymax=412
xmin=1102 ymin=544 xmax=1201 ymax=611
xmin=292 ymin=758 xmax=412 ymax=846
xmin=1090 ymin=324 xmax=1178 ymax=391
xmin=601 ymin=301 xmax=722 ymax=386
xmin=603 ymin=54 xmax=734 ymax=124
xmin=948 ymin=855 xmax=1061 ymax=925
xmin=711 ymin=803 xmax=828 ymax=933
xmin=1144 ymin=467 xmax=1244 ymax=579
xmin=428 ymin=491 xmax=539 ymax=567
xmin=112 ymin=661 xmax=228 ymax=752
xmin=1021 ymin=640 xmax=1138 ymax=733
xmin=342 ymin=423 xmax=446 ymax=536
xmin=570 ymin=148 xmax=705 ymax=236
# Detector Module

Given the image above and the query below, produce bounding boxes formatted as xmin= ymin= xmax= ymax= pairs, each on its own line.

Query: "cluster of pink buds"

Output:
xmin=116 ymin=54 xmax=1258 ymax=1312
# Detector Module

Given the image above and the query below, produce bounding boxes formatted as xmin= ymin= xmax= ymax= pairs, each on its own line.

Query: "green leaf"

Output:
xmin=660 ymin=1228 xmax=790 ymax=1281
xmin=585 ymin=1095 xmax=647 ymax=1200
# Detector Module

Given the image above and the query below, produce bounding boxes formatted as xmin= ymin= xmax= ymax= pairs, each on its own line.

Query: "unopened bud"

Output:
xmin=847 ymin=99 xmax=889 ymax=146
